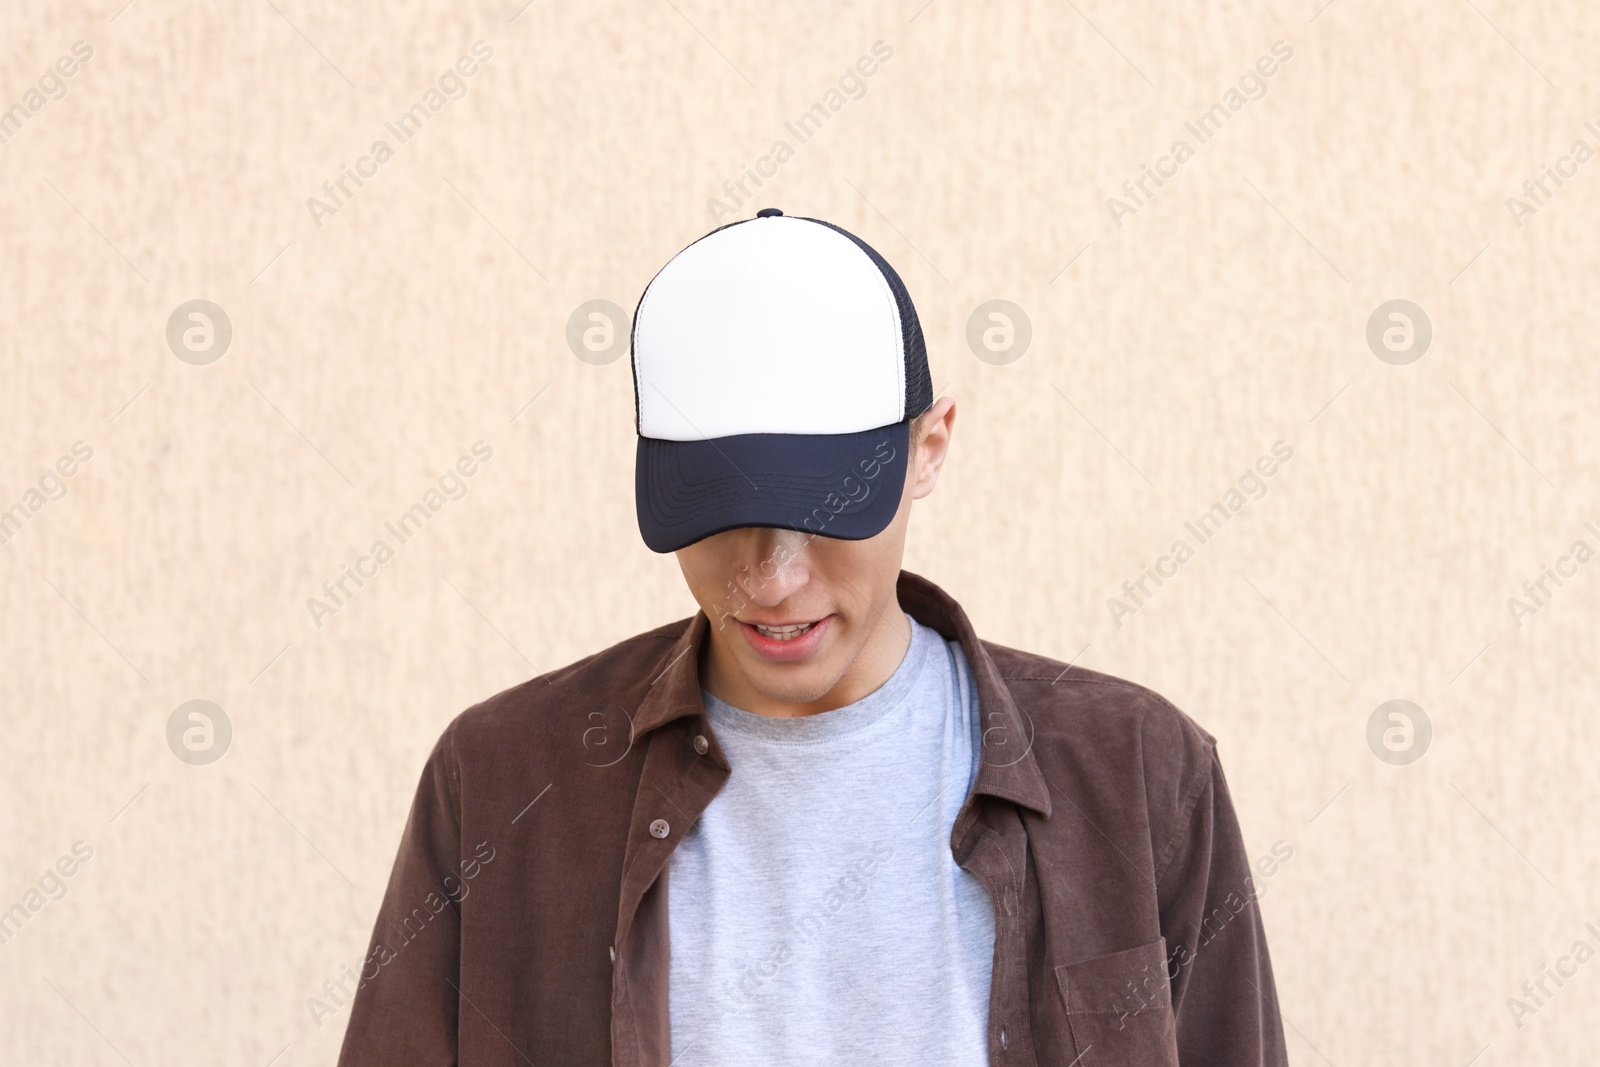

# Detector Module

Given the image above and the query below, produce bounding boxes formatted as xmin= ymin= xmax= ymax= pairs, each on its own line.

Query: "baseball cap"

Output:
xmin=630 ymin=208 xmax=933 ymax=553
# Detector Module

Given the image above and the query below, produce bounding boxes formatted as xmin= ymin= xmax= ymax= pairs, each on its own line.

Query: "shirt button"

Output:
xmin=649 ymin=818 xmax=670 ymax=838
xmin=999 ymin=1025 xmax=1008 ymax=1049
xmin=608 ymin=945 xmax=616 ymax=963
xmin=692 ymin=734 xmax=709 ymax=755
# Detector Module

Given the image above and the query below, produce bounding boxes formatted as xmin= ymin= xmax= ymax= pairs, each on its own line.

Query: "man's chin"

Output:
xmin=732 ymin=659 xmax=849 ymax=714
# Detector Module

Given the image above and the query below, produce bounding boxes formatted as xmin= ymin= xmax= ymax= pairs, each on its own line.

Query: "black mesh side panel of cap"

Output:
xmin=802 ymin=217 xmax=933 ymax=420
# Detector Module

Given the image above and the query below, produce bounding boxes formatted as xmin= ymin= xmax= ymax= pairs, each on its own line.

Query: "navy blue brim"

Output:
xmin=636 ymin=420 xmax=911 ymax=553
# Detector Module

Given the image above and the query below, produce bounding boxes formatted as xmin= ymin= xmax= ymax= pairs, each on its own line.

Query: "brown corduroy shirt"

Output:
xmin=336 ymin=570 xmax=1290 ymax=1066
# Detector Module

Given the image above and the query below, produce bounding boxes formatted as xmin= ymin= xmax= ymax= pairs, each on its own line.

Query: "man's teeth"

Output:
xmin=752 ymin=621 xmax=816 ymax=641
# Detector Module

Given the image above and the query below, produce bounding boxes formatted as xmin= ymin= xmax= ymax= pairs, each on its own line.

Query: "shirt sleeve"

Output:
xmin=1154 ymin=744 xmax=1290 ymax=1066
xmin=337 ymin=722 xmax=464 ymax=1066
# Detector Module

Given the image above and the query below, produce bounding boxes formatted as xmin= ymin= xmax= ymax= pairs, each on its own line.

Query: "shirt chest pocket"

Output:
xmin=1053 ymin=937 xmax=1180 ymax=1066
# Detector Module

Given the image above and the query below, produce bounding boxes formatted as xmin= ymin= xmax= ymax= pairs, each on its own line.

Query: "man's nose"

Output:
xmin=737 ymin=528 xmax=811 ymax=606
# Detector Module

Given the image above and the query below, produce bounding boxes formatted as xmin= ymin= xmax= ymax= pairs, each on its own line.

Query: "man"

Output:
xmin=337 ymin=209 xmax=1290 ymax=1066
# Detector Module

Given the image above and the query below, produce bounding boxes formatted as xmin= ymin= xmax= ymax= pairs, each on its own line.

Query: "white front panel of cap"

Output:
xmin=634 ymin=217 xmax=905 ymax=441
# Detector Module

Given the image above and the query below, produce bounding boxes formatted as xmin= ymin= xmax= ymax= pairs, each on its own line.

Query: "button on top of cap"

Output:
xmin=755 ymin=207 xmax=783 ymax=217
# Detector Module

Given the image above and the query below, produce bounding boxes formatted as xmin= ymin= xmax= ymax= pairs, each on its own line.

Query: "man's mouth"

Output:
xmin=747 ymin=620 xmax=819 ymax=642
xmin=735 ymin=615 xmax=833 ymax=661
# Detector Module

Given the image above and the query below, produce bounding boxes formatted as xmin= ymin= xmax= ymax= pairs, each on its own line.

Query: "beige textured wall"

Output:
xmin=3 ymin=0 xmax=1597 ymax=1062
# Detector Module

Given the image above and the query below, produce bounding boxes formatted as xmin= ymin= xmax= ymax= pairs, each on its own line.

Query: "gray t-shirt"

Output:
xmin=666 ymin=613 xmax=995 ymax=1065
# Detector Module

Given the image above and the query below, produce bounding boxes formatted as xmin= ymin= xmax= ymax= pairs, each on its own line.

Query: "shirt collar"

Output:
xmin=629 ymin=568 xmax=1052 ymax=820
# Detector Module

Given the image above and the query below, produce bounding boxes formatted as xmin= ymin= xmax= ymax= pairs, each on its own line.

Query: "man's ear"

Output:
xmin=909 ymin=397 xmax=955 ymax=501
